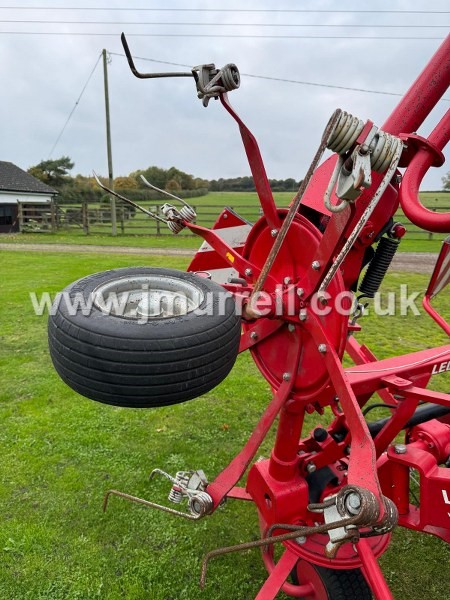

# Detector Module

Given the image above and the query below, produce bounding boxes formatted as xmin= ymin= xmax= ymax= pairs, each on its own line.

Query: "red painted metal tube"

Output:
xmin=399 ymin=109 xmax=450 ymax=232
xmin=268 ymin=405 xmax=305 ymax=481
xmin=382 ymin=35 xmax=450 ymax=135
xmin=356 ymin=539 xmax=394 ymax=600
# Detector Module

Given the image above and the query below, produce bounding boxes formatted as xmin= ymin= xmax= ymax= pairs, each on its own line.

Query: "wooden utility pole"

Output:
xmin=102 ymin=49 xmax=117 ymax=236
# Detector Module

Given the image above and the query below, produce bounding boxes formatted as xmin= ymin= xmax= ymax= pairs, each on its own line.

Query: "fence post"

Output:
xmin=120 ymin=205 xmax=125 ymax=234
xmin=50 ymin=200 xmax=56 ymax=232
xmin=156 ymin=205 xmax=161 ymax=235
xmin=82 ymin=200 xmax=89 ymax=235
xmin=18 ymin=202 xmax=23 ymax=232
xmin=428 ymin=207 xmax=437 ymax=240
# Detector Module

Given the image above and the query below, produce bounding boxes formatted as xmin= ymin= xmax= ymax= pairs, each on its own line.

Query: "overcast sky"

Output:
xmin=0 ymin=1 xmax=448 ymax=190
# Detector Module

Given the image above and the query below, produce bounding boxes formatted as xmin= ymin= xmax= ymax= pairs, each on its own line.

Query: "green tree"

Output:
xmin=442 ymin=171 xmax=450 ymax=191
xmin=28 ymin=156 xmax=74 ymax=188
xmin=165 ymin=179 xmax=182 ymax=193
xmin=114 ymin=176 xmax=138 ymax=190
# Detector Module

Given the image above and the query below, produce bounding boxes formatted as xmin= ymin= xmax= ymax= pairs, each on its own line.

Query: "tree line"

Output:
xmin=27 ymin=157 xmax=302 ymax=203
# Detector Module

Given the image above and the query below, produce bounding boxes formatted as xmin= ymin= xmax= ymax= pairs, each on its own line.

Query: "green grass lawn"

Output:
xmin=0 ymin=251 xmax=449 ymax=599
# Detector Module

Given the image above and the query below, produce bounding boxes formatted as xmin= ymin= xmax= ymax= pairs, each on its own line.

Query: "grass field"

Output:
xmin=1 ymin=191 xmax=448 ymax=253
xmin=0 ymin=250 xmax=449 ymax=599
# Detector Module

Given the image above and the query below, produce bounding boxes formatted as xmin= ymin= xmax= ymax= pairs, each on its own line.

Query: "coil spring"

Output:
xmin=165 ymin=205 xmax=196 ymax=234
xmin=358 ymin=236 xmax=400 ymax=298
xmin=328 ymin=112 xmax=365 ymax=155
xmin=168 ymin=471 xmax=191 ymax=504
xmin=327 ymin=111 xmax=403 ymax=173
xmin=220 ymin=63 xmax=240 ymax=91
xmin=188 ymin=491 xmax=214 ymax=517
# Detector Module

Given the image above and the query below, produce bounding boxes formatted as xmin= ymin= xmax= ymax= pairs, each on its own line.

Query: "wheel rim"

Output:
xmin=93 ymin=275 xmax=204 ymax=319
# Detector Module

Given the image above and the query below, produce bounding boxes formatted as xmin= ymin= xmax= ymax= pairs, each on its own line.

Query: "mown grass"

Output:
xmin=0 ymin=251 xmax=449 ymax=599
xmin=1 ymin=231 xmax=443 ymax=253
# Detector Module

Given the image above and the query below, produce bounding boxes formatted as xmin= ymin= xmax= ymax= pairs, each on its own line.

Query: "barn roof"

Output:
xmin=0 ymin=161 xmax=57 ymax=195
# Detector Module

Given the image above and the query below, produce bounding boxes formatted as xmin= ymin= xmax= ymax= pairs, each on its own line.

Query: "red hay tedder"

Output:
xmin=48 ymin=34 xmax=450 ymax=599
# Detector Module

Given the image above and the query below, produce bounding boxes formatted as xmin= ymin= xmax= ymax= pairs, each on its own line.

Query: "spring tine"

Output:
xmin=199 ymin=516 xmax=359 ymax=589
xmin=149 ymin=467 xmax=179 ymax=486
xmin=121 ymin=33 xmax=193 ymax=80
xmin=139 ymin=175 xmax=193 ymax=209
xmin=102 ymin=489 xmax=201 ymax=520
xmin=92 ymin=172 xmax=167 ymax=223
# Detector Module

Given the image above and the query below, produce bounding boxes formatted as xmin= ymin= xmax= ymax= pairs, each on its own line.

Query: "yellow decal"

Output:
xmin=226 ymin=252 xmax=235 ymax=263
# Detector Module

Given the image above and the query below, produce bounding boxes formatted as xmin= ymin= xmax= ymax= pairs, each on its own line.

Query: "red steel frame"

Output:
xmin=183 ymin=36 xmax=450 ymax=599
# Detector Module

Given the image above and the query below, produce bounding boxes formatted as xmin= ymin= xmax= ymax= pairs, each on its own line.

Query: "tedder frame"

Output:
xmin=49 ymin=34 xmax=450 ymax=600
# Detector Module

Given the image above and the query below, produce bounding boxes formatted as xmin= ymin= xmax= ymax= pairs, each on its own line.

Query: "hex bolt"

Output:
xmin=394 ymin=444 xmax=407 ymax=455
xmin=312 ymin=261 xmax=321 ymax=271
xmin=250 ymin=331 xmax=258 ymax=340
xmin=270 ymin=229 xmax=278 ymax=237
xmin=288 ymin=324 xmax=295 ymax=332
xmin=306 ymin=462 xmax=316 ymax=474
xmin=284 ymin=277 xmax=291 ymax=285
xmin=296 ymin=536 xmax=307 ymax=545
xmin=297 ymin=287 xmax=304 ymax=297
xmin=299 ymin=309 xmax=307 ymax=322
xmin=282 ymin=372 xmax=291 ymax=381
xmin=345 ymin=492 xmax=361 ymax=516
xmin=245 ymin=268 xmax=253 ymax=277
xmin=318 ymin=344 xmax=327 ymax=354
xmin=319 ymin=296 xmax=328 ymax=306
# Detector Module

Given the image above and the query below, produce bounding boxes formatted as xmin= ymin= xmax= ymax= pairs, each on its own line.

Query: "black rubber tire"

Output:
xmin=292 ymin=561 xmax=372 ymax=599
xmin=48 ymin=267 xmax=241 ymax=408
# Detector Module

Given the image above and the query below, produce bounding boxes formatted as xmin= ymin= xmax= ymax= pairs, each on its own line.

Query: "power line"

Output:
xmin=48 ymin=53 xmax=101 ymax=158
xmin=108 ymin=51 xmax=450 ymax=101
xmin=1 ymin=7 xmax=449 ymax=13
xmin=0 ymin=20 xmax=448 ymax=28
xmin=0 ymin=32 xmax=443 ymax=39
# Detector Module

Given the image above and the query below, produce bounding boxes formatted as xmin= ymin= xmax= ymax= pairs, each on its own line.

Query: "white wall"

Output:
xmin=0 ymin=191 xmax=52 ymax=204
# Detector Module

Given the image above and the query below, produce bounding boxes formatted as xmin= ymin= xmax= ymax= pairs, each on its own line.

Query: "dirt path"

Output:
xmin=391 ymin=252 xmax=437 ymax=274
xmin=0 ymin=243 xmax=438 ymax=274
xmin=0 ymin=243 xmax=195 ymax=257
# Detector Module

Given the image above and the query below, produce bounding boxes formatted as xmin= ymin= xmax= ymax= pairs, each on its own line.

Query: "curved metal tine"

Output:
xmin=92 ymin=171 xmax=167 ymax=223
xmin=149 ymin=467 xmax=179 ymax=485
xmin=102 ymin=489 xmax=200 ymax=520
xmin=139 ymin=175 xmax=192 ymax=208
xmin=121 ymin=33 xmax=194 ymax=80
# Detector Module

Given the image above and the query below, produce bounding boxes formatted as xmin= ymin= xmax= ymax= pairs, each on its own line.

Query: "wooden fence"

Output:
xmin=17 ymin=200 xmax=449 ymax=241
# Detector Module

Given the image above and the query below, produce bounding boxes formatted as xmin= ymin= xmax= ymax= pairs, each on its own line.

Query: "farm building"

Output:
xmin=0 ymin=161 xmax=57 ymax=233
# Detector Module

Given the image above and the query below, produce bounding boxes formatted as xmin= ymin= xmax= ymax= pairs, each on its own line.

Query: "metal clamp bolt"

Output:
xmin=344 ymin=492 xmax=361 ymax=516
xmin=394 ymin=444 xmax=407 ymax=455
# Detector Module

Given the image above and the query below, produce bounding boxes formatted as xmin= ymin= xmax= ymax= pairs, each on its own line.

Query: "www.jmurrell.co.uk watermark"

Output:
xmin=30 ymin=284 xmax=423 ymax=322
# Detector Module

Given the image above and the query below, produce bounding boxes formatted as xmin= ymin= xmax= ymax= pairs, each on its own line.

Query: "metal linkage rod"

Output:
xmin=317 ymin=139 xmax=403 ymax=296
xmin=246 ymin=109 xmax=343 ymax=315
